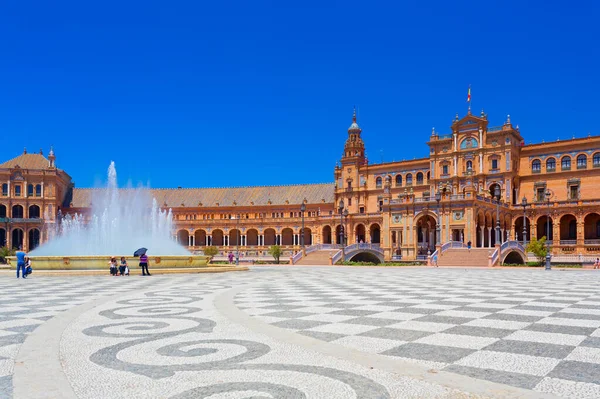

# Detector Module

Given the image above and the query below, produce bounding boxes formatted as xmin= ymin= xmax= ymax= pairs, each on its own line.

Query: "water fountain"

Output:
xmin=11 ymin=162 xmax=213 ymax=270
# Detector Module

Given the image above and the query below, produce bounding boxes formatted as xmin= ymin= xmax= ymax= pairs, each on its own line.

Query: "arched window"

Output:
xmin=375 ymin=177 xmax=382 ymax=188
xmin=35 ymin=184 xmax=42 ymax=197
xmin=594 ymin=153 xmax=600 ymax=168
xmin=406 ymin=173 xmax=413 ymax=186
xmin=532 ymin=159 xmax=541 ymax=173
xmin=416 ymin=172 xmax=424 ymax=185
xmin=27 ymin=184 xmax=34 ymax=197
xmin=1 ymin=183 xmax=7 ymax=196
xmin=395 ymin=175 xmax=402 ymax=187
xmin=561 ymin=156 xmax=571 ymax=171
xmin=546 ymin=158 xmax=556 ymax=172
xmin=466 ymin=160 xmax=473 ymax=171
xmin=577 ymin=154 xmax=587 ymax=169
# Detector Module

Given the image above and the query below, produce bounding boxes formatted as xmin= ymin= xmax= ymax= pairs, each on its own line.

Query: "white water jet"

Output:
xmin=31 ymin=161 xmax=189 ymax=256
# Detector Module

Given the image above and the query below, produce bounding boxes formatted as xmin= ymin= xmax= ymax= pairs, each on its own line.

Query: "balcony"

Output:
xmin=345 ymin=187 xmax=353 ymax=193
xmin=532 ymin=168 xmax=541 ymax=174
xmin=559 ymin=240 xmax=577 ymax=246
xmin=546 ymin=167 xmax=556 ymax=173
xmin=490 ymin=169 xmax=500 ymax=174
xmin=577 ymin=164 xmax=587 ymax=170
xmin=585 ymin=239 xmax=600 ymax=245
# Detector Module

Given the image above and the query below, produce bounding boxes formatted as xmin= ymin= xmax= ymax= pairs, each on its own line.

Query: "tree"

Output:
xmin=203 ymin=246 xmax=219 ymax=261
xmin=0 ymin=247 xmax=15 ymax=264
xmin=268 ymin=245 xmax=282 ymax=264
xmin=526 ymin=236 xmax=547 ymax=265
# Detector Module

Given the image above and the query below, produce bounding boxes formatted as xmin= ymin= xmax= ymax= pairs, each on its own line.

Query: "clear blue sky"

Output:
xmin=1 ymin=1 xmax=598 ymax=189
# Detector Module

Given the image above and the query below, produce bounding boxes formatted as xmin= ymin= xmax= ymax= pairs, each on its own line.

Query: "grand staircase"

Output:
xmin=295 ymin=250 xmax=339 ymax=265
xmin=437 ymin=248 xmax=491 ymax=267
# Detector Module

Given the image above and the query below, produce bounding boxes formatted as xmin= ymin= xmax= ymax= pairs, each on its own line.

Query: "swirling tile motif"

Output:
xmin=77 ymin=283 xmax=392 ymax=398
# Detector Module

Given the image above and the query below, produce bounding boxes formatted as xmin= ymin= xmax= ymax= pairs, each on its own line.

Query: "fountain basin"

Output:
xmin=7 ymin=255 xmax=211 ymax=270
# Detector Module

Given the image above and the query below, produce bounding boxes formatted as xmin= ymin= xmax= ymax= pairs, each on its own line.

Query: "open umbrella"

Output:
xmin=133 ymin=248 xmax=148 ymax=257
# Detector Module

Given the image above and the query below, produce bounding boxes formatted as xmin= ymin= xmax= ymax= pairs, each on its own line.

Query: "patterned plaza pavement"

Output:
xmin=1 ymin=266 xmax=600 ymax=398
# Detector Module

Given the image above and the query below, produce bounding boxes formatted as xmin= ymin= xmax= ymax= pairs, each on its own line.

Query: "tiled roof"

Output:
xmin=70 ymin=182 xmax=335 ymax=208
xmin=0 ymin=153 xmax=51 ymax=170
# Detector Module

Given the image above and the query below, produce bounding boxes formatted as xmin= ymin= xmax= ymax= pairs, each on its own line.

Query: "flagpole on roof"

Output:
xmin=467 ymin=85 xmax=472 ymax=114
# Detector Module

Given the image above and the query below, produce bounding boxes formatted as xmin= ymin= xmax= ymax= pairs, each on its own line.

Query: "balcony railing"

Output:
xmin=584 ymin=239 xmax=600 ymax=245
xmin=488 ymin=126 xmax=503 ymax=132
xmin=547 ymin=167 xmax=556 ymax=172
xmin=577 ymin=164 xmax=587 ymax=170
xmin=559 ymin=240 xmax=576 ymax=246
xmin=0 ymin=217 xmax=44 ymax=223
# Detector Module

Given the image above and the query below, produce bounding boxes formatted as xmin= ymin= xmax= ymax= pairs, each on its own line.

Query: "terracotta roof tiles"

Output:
xmin=0 ymin=153 xmax=52 ymax=170
xmin=70 ymin=182 xmax=335 ymax=208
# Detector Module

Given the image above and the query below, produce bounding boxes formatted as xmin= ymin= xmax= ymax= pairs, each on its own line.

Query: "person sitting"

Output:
xmin=24 ymin=257 xmax=33 ymax=277
xmin=109 ymin=257 xmax=118 ymax=276
xmin=119 ymin=257 xmax=128 ymax=276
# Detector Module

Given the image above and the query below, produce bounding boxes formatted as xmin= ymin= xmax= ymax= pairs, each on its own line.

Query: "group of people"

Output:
xmin=109 ymin=253 xmax=151 ymax=276
xmin=15 ymin=249 xmax=32 ymax=279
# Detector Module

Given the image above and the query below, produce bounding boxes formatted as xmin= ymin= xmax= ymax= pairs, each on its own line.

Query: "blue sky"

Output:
xmin=1 ymin=1 xmax=599 ymax=188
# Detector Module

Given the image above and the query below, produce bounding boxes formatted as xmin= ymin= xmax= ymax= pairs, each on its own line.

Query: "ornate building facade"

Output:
xmin=2 ymin=109 xmax=600 ymax=261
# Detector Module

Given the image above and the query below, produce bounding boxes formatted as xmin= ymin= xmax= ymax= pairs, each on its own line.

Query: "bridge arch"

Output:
xmin=348 ymin=252 xmax=382 ymax=264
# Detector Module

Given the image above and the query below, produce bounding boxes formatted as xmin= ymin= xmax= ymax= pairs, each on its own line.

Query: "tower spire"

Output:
xmin=353 ymin=106 xmax=357 ymax=123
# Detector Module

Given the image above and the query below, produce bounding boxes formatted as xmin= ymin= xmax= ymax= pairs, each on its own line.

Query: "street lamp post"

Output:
xmin=235 ymin=214 xmax=240 ymax=266
xmin=494 ymin=186 xmax=501 ymax=245
xmin=545 ymin=189 xmax=552 ymax=270
xmin=521 ymin=197 xmax=528 ymax=247
xmin=338 ymin=200 xmax=346 ymax=261
xmin=435 ymin=191 xmax=441 ymax=246
xmin=300 ymin=203 xmax=306 ymax=252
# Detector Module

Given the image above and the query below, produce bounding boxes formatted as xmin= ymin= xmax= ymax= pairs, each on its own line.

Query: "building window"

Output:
xmin=546 ymin=158 xmax=556 ymax=172
xmin=406 ymin=174 xmax=413 ymax=185
xmin=1 ymin=184 xmax=7 ymax=196
xmin=532 ymin=159 xmax=541 ymax=173
xmin=416 ymin=172 xmax=423 ymax=185
xmin=14 ymin=185 xmax=21 ymax=197
xmin=395 ymin=175 xmax=402 ymax=187
xmin=348 ymin=198 xmax=352 ymax=206
xmin=536 ymin=187 xmax=546 ymax=202
xmin=442 ymin=165 xmax=448 ymax=175
xmin=577 ymin=154 xmax=587 ymax=169
xmin=569 ymin=184 xmax=579 ymax=200
xmin=561 ymin=156 xmax=571 ymax=171
xmin=27 ymin=184 xmax=34 ymax=197
xmin=594 ymin=153 xmax=600 ymax=168
xmin=359 ymin=207 xmax=365 ymax=214
xmin=35 ymin=184 xmax=42 ymax=197
xmin=375 ymin=177 xmax=382 ymax=188
xmin=491 ymin=159 xmax=498 ymax=170
xmin=378 ymin=200 xmax=383 ymax=212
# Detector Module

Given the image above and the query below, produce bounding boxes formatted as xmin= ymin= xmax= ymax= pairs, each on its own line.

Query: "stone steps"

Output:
xmin=296 ymin=250 xmax=339 ymax=265
xmin=437 ymin=248 xmax=491 ymax=267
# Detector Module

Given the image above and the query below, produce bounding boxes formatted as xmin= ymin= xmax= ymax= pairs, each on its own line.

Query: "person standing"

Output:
xmin=16 ymin=248 xmax=27 ymax=279
xmin=467 ymin=240 xmax=472 ymax=252
xmin=139 ymin=253 xmax=151 ymax=276
xmin=594 ymin=258 xmax=599 ymax=269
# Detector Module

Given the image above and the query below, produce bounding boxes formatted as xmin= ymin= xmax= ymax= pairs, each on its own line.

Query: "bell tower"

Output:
xmin=341 ymin=108 xmax=366 ymax=166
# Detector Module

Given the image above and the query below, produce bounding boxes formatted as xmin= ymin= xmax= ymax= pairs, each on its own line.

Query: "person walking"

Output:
xmin=16 ymin=248 xmax=27 ymax=279
xmin=228 ymin=252 xmax=234 ymax=264
xmin=467 ymin=240 xmax=472 ymax=252
xmin=139 ymin=253 xmax=151 ymax=276
xmin=594 ymin=257 xmax=599 ymax=269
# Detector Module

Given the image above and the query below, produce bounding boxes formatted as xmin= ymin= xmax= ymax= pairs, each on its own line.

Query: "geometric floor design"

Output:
xmin=2 ymin=267 xmax=600 ymax=398
xmin=235 ymin=268 xmax=600 ymax=398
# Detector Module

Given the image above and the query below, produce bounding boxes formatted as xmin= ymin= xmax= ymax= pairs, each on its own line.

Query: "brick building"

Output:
xmin=2 ymin=109 xmax=599 ymax=262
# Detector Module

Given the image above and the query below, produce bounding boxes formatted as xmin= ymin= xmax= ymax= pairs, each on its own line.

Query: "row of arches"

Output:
xmin=376 ymin=172 xmax=430 ymax=189
xmin=322 ymin=224 xmax=381 ymax=245
xmin=0 ymin=228 xmax=41 ymax=250
xmin=513 ymin=213 xmax=600 ymax=242
xmin=0 ymin=204 xmax=41 ymax=219
xmin=531 ymin=153 xmax=600 ymax=172
xmin=177 ymin=228 xmax=314 ymax=247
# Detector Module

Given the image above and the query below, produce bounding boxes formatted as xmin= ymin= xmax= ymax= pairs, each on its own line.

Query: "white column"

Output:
xmin=454 ymin=155 xmax=458 ymax=175
xmin=501 ymin=229 xmax=504 ymax=243
xmin=488 ymin=227 xmax=492 ymax=248
xmin=479 ymin=153 xmax=483 ymax=173
xmin=454 ymin=133 xmax=457 ymax=150
xmin=480 ymin=227 xmax=484 ymax=248
xmin=41 ymin=182 xmax=44 ymax=197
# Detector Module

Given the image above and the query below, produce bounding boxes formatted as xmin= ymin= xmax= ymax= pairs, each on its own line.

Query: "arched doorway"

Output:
xmin=536 ymin=216 xmax=553 ymax=241
xmin=212 ymin=229 xmax=224 ymax=246
xmin=302 ymin=227 xmax=312 ymax=246
xmin=0 ymin=228 xmax=6 ymax=247
xmin=489 ymin=183 xmax=501 ymax=199
xmin=28 ymin=205 xmax=41 ymax=219
xmin=247 ymin=229 xmax=259 ymax=246
xmin=264 ymin=228 xmax=276 ymax=246
xmin=514 ymin=216 xmax=531 ymax=243
xmin=177 ymin=230 xmax=189 ymax=246
xmin=28 ymin=229 xmax=40 ymax=251
xmin=370 ymin=223 xmax=381 ymax=244
xmin=355 ymin=224 xmax=366 ymax=243
xmin=322 ymin=226 xmax=332 ymax=244
xmin=415 ymin=216 xmax=435 ymax=252
xmin=12 ymin=205 xmax=24 ymax=218
xmin=229 ymin=229 xmax=241 ymax=247
xmin=11 ymin=228 xmax=24 ymax=249
xmin=584 ymin=213 xmax=600 ymax=244
xmin=559 ymin=214 xmax=577 ymax=243
xmin=281 ymin=228 xmax=293 ymax=246
xmin=194 ymin=229 xmax=207 ymax=246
